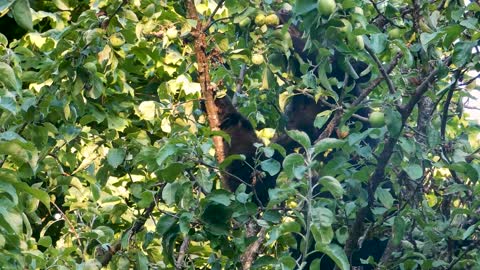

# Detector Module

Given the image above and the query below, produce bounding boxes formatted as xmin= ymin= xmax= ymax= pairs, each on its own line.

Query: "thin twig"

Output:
xmin=100 ymin=0 xmax=129 ymax=29
xmin=365 ymin=45 xmax=396 ymax=95
xmin=51 ymin=201 xmax=83 ymax=257
xmin=205 ymin=0 xmax=226 ymax=30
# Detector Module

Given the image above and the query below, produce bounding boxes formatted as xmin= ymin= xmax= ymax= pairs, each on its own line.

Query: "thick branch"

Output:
xmin=241 ymin=227 xmax=267 ymax=270
xmin=186 ymin=0 xmax=226 ymax=166
xmin=345 ymin=57 xmax=452 ymax=260
xmin=399 ymin=57 xmax=451 ymax=120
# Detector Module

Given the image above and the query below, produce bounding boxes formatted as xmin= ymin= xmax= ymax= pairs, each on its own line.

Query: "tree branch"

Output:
xmin=345 ymin=56 xmax=452 ymax=261
xmin=365 ymin=45 xmax=396 ymax=95
xmin=241 ymin=226 xmax=267 ymax=269
xmin=186 ymin=0 xmax=226 ymax=168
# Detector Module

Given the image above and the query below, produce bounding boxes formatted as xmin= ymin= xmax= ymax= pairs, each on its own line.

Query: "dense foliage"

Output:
xmin=0 ymin=0 xmax=479 ymax=269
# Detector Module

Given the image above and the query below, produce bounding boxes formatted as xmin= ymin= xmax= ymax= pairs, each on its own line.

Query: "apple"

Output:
xmin=349 ymin=35 xmax=365 ymax=49
xmin=166 ymin=27 xmax=178 ymax=39
xmin=388 ymin=28 xmax=402 ymax=39
xmin=109 ymin=33 xmax=125 ymax=48
xmin=369 ymin=111 xmax=385 ymax=127
xmin=318 ymin=0 xmax=336 ymax=17
xmin=353 ymin=7 xmax=364 ymax=15
xmin=265 ymin=14 xmax=280 ymax=26
xmin=252 ymin=54 xmax=264 ymax=65
xmin=255 ymin=14 xmax=266 ymax=26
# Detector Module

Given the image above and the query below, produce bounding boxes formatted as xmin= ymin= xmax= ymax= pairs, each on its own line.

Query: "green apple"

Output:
xmin=369 ymin=111 xmax=385 ymax=127
xmin=388 ymin=28 xmax=402 ymax=39
xmin=318 ymin=0 xmax=336 ymax=16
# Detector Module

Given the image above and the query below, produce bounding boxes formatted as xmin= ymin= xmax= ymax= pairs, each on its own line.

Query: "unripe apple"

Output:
xmin=388 ymin=28 xmax=402 ymax=39
xmin=166 ymin=27 xmax=178 ymax=39
xmin=369 ymin=111 xmax=385 ymax=127
xmin=265 ymin=14 xmax=280 ymax=26
xmin=252 ymin=54 xmax=264 ymax=65
xmin=350 ymin=35 xmax=365 ymax=49
xmin=109 ymin=33 xmax=125 ymax=48
xmin=318 ymin=0 xmax=336 ymax=16
xmin=353 ymin=7 xmax=364 ymax=15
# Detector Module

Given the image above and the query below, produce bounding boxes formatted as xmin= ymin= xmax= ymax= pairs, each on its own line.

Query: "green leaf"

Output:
xmin=0 ymin=140 xmax=38 ymax=167
xmin=0 ymin=182 xmax=18 ymax=206
xmin=0 ymin=33 xmax=7 ymax=45
xmin=419 ymin=32 xmax=442 ymax=52
xmin=90 ymin=183 xmax=100 ymax=201
xmin=314 ymin=110 xmax=332 ymax=130
xmin=452 ymin=41 xmax=475 ymax=67
xmin=252 ymin=256 xmax=277 ymax=269
xmin=12 ymin=0 xmax=33 ymax=31
xmin=286 ymin=130 xmax=311 ymax=150
xmin=385 ymin=107 xmax=402 ymax=137
xmin=207 ymin=190 xmax=231 ymax=206
xmin=311 ymin=224 xmax=334 ymax=245
xmin=318 ymin=176 xmax=344 ymax=198
xmin=201 ymin=203 xmax=232 ymax=235
xmin=392 ymin=216 xmax=406 ymax=246
xmin=162 ymin=182 xmax=179 ymax=205
xmin=403 ymin=164 xmax=423 ymax=180
xmin=311 ymin=206 xmax=334 ymax=227
xmin=219 ymin=154 xmax=245 ymax=170
xmin=367 ymin=33 xmax=388 ymax=54
xmin=279 ymin=221 xmax=301 ymax=234
xmin=0 ymin=207 xmax=23 ymax=234
xmin=0 ymin=96 xmax=17 ymax=114
xmin=136 ymin=250 xmax=149 ymax=270
xmin=260 ymin=158 xmax=281 ymax=176
xmin=38 ymin=236 xmax=52 ymax=247
xmin=158 ymin=162 xmax=189 ymax=182
xmin=282 ymin=153 xmax=305 ymax=179
xmin=444 ymin=183 xmax=469 ymax=195
xmin=313 ymin=138 xmax=345 ymax=157
xmin=107 ymin=115 xmax=129 ymax=132
xmin=0 ymin=62 xmax=20 ymax=91
xmin=156 ymin=144 xmax=177 ymax=167
xmin=315 ymin=243 xmax=350 ymax=270
xmin=11 ymin=181 xmax=50 ymax=211
xmin=293 ymin=0 xmax=317 ymax=15
xmin=106 ymin=148 xmax=126 ymax=168
xmin=375 ymin=187 xmax=394 ymax=209
xmin=156 ymin=215 xmax=177 ymax=235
